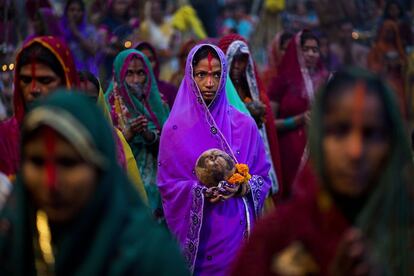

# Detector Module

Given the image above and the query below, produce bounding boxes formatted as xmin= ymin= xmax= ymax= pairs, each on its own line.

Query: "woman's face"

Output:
xmin=33 ymin=13 xmax=45 ymax=35
xmin=139 ymin=48 xmax=157 ymax=71
xmin=150 ymin=1 xmax=164 ymax=24
xmin=67 ymin=1 xmax=83 ymax=24
xmin=124 ymin=57 xmax=147 ymax=97
xmin=230 ymin=53 xmax=248 ymax=83
xmin=113 ymin=0 xmax=129 ymax=17
xmin=19 ymin=62 xmax=64 ymax=106
xmin=125 ymin=57 xmax=147 ymax=86
xmin=319 ymin=37 xmax=329 ymax=57
xmin=279 ymin=39 xmax=290 ymax=58
xmin=302 ymin=38 xmax=320 ymax=70
xmin=322 ymin=85 xmax=390 ymax=198
xmin=80 ymin=79 xmax=99 ymax=102
xmin=22 ymin=128 xmax=98 ymax=223
xmin=388 ymin=3 xmax=400 ymax=20
xmin=193 ymin=54 xmax=221 ymax=105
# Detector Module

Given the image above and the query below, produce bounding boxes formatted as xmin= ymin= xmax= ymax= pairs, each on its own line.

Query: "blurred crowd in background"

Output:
xmin=0 ymin=0 xmax=413 ymax=122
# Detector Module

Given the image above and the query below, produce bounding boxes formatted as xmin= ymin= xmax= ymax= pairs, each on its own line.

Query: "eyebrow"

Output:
xmin=194 ymin=69 xmax=221 ymax=73
xmin=127 ymin=69 xmax=145 ymax=72
xmin=19 ymin=73 xmax=58 ymax=78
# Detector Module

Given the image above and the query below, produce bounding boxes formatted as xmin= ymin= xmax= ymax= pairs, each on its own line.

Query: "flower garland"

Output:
xmin=227 ymin=164 xmax=251 ymax=185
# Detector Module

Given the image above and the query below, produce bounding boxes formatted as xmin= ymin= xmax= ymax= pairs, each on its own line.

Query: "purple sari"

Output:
xmin=60 ymin=5 xmax=100 ymax=75
xmin=157 ymin=44 xmax=271 ymax=275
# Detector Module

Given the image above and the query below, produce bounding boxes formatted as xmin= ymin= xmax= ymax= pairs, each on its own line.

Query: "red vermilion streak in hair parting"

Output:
xmin=44 ymin=128 xmax=57 ymax=191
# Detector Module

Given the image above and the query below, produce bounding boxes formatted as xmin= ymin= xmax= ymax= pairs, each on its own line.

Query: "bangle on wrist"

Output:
xmin=283 ymin=117 xmax=296 ymax=129
xmin=145 ymin=130 xmax=158 ymax=145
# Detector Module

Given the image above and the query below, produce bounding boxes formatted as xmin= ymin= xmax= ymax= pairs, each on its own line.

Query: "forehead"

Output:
xmin=68 ymin=2 xmax=82 ymax=9
xmin=114 ymin=0 xmax=128 ymax=5
xmin=303 ymin=39 xmax=318 ymax=47
xmin=383 ymin=24 xmax=396 ymax=32
xmin=24 ymin=127 xmax=77 ymax=155
xmin=389 ymin=3 xmax=400 ymax=10
xmin=83 ymin=80 xmax=98 ymax=91
xmin=325 ymin=88 xmax=386 ymax=121
xmin=127 ymin=57 xmax=145 ymax=69
xmin=193 ymin=56 xmax=221 ymax=70
xmin=234 ymin=53 xmax=249 ymax=61
xmin=140 ymin=48 xmax=154 ymax=57
xmin=19 ymin=62 xmax=59 ymax=76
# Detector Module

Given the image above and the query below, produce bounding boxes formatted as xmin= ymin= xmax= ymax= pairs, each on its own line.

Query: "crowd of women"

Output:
xmin=0 ymin=0 xmax=413 ymax=275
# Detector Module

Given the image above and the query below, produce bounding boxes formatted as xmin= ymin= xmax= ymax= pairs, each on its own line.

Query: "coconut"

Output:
xmin=195 ymin=149 xmax=236 ymax=188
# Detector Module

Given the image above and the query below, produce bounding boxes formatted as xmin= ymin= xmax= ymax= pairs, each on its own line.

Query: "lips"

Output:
xmin=202 ymin=91 xmax=215 ymax=98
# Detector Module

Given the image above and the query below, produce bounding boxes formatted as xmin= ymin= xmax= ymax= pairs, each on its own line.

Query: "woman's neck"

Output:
xmin=327 ymin=189 xmax=368 ymax=224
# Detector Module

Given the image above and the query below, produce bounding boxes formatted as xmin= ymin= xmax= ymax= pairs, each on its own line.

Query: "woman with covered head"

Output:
xmin=170 ymin=38 xmax=198 ymax=88
xmin=0 ymin=91 xmax=188 ymax=275
xmin=105 ymin=49 xmax=169 ymax=219
xmin=368 ymin=19 xmax=407 ymax=117
xmin=157 ymin=44 xmax=271 ymax=275
xmin=78 ymin=70 xmax=149 ymax=205
xmin=218 ymin=34 xmax=282 ymax=202
xmin=268 ymin=30 xmax=328 ymax=199
xmin=135 ymin=41 xmax=178 ymax=109
xmin=262 ymin=31 xmax=294 ymax=88
xmin=26 ymin=7 xmax=63 ymax=41
xmin=381 ymin=1 xmax=412 ymax=48
xmin=0 ymin=36 xmax=78 ymax=177
xmin=231 ymin=68 xmax=414 ymax=275
xmin=61 ymin=0 xmax=102 ymax=75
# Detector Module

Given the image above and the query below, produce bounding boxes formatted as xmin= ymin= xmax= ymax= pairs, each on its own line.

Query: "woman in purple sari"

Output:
xmin=157 ymin=44 xmax=271 ymax=275
xmin=60 ymin=0 xmax=101 ymax=75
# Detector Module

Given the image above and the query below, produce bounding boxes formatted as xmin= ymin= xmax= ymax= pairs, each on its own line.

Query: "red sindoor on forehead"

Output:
xmin=44 ymin=128 xmax=57 ymax=191
xmin=31 ymin=55 xmax=37 ymax=91
xmin=353 ymin=82 xmax=367 ymax=127
xmin=207 ymin=51 xmax=213 ymax=72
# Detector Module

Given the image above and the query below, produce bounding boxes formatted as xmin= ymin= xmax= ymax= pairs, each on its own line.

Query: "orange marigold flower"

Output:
xmin=228 ymin=173 xmax=245 ymax=185
xmin=235 ymin=163 xmax=249 ymax=176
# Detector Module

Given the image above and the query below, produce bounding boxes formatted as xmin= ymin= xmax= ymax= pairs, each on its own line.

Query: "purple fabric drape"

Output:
xmin=157 ymin=44 xmax=271 ymax=275
xmin=60 ymin=5 xmax=100 ymax=75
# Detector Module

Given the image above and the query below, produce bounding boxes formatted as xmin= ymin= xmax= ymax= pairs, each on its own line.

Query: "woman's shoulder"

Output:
xmin=0 ymin=117 xmax=19 ymax=138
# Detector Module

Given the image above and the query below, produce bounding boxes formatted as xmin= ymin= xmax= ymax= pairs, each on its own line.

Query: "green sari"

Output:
xmin=0 ymin=92 xmax=188 ymax=275
xmin=225 ymin=77 xmax=250 ymax=115
xmin=105 ymin=49 xmax=169 ymax=215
